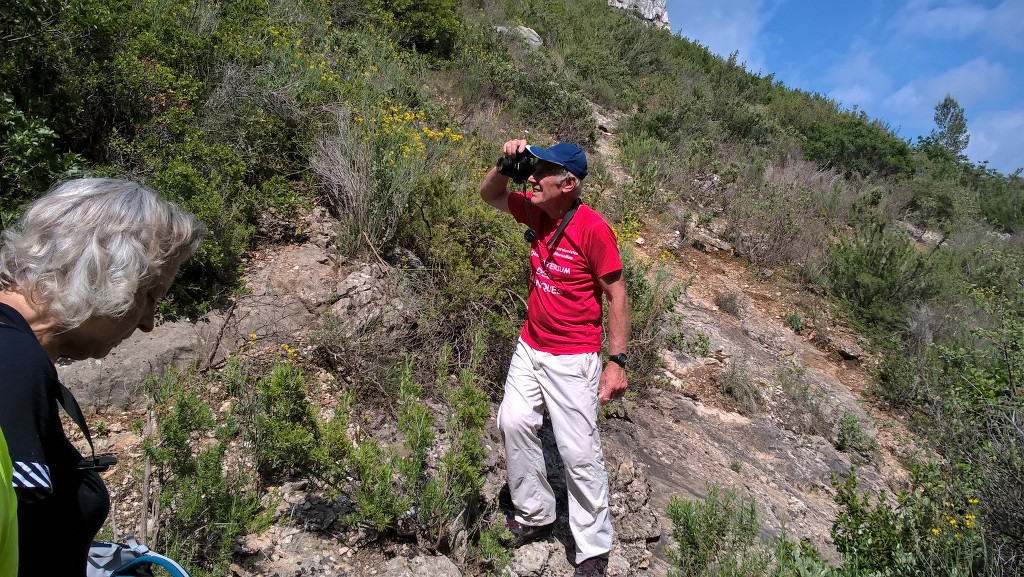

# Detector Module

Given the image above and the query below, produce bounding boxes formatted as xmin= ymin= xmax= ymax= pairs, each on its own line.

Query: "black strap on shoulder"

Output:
xmin=546 ymin=197 xmax=581 ymax=251
xmin=55 ymin=381 xmax=117 ymax=472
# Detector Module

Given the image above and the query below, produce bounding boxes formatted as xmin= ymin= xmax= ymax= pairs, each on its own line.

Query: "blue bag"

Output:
xmin=87 ymin=538 xmax=192 ymax=577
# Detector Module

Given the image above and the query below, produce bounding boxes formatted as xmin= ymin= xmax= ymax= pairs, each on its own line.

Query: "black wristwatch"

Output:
xmin=608 ymin=353 xmax=628 ymax=368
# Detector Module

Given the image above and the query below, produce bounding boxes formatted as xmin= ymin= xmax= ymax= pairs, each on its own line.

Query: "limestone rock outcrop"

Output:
xmin=608 ymin=0 xmax=670 ymax=30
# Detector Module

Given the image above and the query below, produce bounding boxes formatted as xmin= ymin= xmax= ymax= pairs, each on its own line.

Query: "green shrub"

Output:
xmin=873 ymin=350 xmax=923 ymax=412
xmin=976 ymin=169 xmax=1024 ymax=234
xmin=620 ymin=244 xmax=684 ymax=386
xmin=373 ymin=0 xmax=463 ymax=57
xmin=397 ymin=356 xmax=436 ymax=482
xmin=776 ymin=363 xmax=826 ymax=436
xmin=726 ymin=178 xmax=838 ymax=270
xmin=716 ymin=359 xmax=761 ymax=415
xmin=921 ymin=288 xmax=1024 ymax=563
xmin=449 ymin=24 xmax=594 ymax=144
xmin=835 ymin=413 xmax=876 ymax=459
xmin=247 ymin=360 xmax=320 ymax=478
xmin=143 ymin=367 xmax=267 ymax=576
xmin=311 ymin=391 xmax=356 ymax=497
xmin=786 ymin=311 xmax=804 ymax=334
xmin=350 ymin=439 xmax=413 ymax=531
xmin=0 ymin=93 xmax=81 ymax=203
xmin=684 ymin=333 xmax=711 ymax=357
xmin=666 ymin=483 xmax=771 ymax=577
xmin=396 ymin=175 xmax=527 ymax=387
xmin=419 ymin=336 xmax=490 ymax=548
xmin=832 ymin=467 xmax=995 ymax=576
xmin=802 ymin=115 xmax=914 ymax=179
xmin=471 ymin=522 xmax=513 ymax=574
xmin=667 ymin=482 xmax=840 ymax=577
xmin=714 ymin=291 xmax=743 ymax=317
xmin=825 ymin=193 xmax=935 ymax=332
xmin=311 ymin=99 xmax=461 ymax=255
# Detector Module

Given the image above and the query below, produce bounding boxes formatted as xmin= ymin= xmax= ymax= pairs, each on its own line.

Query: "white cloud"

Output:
xmin=671 ymin=0 xmax=768 ymax=72
xmin=823 ymin=43 xmax=892 ymax=111
xmin=988 ymin=0 xmax=1024 ymax=49
xmin=891 ymin=0 xmax=1024 ymax=48
xmin=881 ymin=58 xmax=1010 ymax=125
xmin=965 ymin=108 xmax=1024 ymax=174
xmin=891 ymin=0 xmax=988 ymax=39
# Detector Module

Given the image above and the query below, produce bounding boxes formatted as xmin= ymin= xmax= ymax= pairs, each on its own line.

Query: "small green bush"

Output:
xmin=715 ymin=291 xmax=742 ymax=317
xmin=419 ymin=337 xmax=490 ymax=548
xmin=0 ymin=93 xmax=81 ymax=203
xmin=667 ymin=482 xmax=840 ymax=577
xmin=872 ymin=343 xmax=923 ymax=410
xmin=143 ymin=367 xmax=266 ymax=576
xmin=397 ymin=356 xmax=436 ymax=482
xmin=825 ymin=193 xmax=935 ymax=332
xmin=621 ymin=244 xmax=684 ymax=386
xmin=716 ymin=360 xmax=761 ymax=415
xmin=786 ymin=311 xmax=804 ymax=334
xmin=372 ymin=0 xmax=463 ymax=57
xmin=667 ymin=483 xmax=770 ymax=577
xmin=689 ymin=333 xmax=712 ymax=357
xmin=247 ymin=360 xmax=320 ymax=478
xmin=835 ymin=413 xmax=876 ymax=459
xmin=350 ymin=439 xmax=413 ymax=531
xmin=776 ymin=363 xmax=827 ymax=436
xmin=312 ymin=102 xmax=460 ymax=256
xmin=802 ymin=115 xmax=914 ymax=179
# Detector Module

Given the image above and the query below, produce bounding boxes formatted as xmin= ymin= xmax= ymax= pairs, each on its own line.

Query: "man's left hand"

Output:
xmin=599 ymin=362 xmax=628 ymax=405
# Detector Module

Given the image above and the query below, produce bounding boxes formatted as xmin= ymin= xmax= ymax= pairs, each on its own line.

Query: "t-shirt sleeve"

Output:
xmin=587 ymin=219 xmax=623 ymax=279
xmin=0 ymin=334 xmax=54 ymax=501
xmin=507 ymin=190 xmax=531 ymax=226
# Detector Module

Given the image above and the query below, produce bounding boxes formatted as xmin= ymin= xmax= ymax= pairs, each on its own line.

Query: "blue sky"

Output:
xmin=664 ymin=0 xmax=1024 ymax=175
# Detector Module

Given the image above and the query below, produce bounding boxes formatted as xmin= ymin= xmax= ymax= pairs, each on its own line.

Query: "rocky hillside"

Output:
xmin=59 ymin=123 xmax=911 ymax=577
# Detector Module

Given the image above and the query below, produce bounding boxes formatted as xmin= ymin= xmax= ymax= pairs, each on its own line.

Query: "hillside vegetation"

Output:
xmin=2 ymin=0 xmax=1023 ymax=575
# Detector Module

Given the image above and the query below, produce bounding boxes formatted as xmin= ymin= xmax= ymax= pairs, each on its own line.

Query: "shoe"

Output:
xmin=574 ymin=556 xmax=608 ymax=577
xmin=505 ymin=516 xmax=554 ymax=547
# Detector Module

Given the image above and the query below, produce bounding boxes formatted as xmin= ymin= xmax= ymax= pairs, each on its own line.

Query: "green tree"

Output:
xmin=803 ymin=115 xmax=915 ymax=179
xmin=932 ymin=94 xmax=970 ymax=155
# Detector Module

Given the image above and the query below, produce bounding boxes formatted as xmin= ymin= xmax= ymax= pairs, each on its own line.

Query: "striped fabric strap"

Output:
xmin=11 ymin=460 xmax=51 ymax=502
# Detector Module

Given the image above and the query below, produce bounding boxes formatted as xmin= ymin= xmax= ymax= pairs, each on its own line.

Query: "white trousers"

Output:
xmin=498 ymin=339 xmax=613 ymax=563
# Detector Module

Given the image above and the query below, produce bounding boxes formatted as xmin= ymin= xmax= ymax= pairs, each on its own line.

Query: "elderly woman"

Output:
xmin=0 ymin=178 xmax=205 ymax=576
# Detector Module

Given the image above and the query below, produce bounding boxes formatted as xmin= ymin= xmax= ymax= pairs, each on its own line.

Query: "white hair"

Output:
xmin=553 ymin=168 xmax=582 ymax=198
xmin=0 ymin=178 xmax=206 ymax=330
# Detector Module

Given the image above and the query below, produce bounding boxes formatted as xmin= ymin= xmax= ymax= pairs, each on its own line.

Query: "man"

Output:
xmin=480 ymin=139 xmax=629 ymax=577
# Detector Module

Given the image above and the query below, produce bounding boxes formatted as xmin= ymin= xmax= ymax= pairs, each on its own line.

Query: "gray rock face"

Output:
xmin=59 ymin=321 xmax=201 ymax=414
xmin=607 ymin=0 xmax=670 ymax=29
xmin=383 ymin=556 xmax=463 ymax=577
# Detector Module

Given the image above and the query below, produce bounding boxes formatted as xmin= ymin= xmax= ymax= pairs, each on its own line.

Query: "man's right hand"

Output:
xmin=503 ymin=139 xmax=529 ymax=157
xmin=481 ymin=139 xmax=531 ymax=213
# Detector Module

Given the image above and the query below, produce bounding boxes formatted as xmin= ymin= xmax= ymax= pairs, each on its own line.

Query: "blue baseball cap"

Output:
xmin=525 ymin=142 xmax=588 ymax=180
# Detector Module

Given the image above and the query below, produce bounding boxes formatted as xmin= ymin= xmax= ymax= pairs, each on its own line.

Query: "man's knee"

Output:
xmin=498 ymin=402 xmax=539 ymax=438
xmin=558 ymin=443 xmax=605 ymax=481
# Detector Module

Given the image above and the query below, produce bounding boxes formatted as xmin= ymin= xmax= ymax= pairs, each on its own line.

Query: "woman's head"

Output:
xmin=0 ymin=179 xmax=207 ymax=332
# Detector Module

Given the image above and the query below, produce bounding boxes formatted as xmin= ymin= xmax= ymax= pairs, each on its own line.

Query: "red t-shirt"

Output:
xmin=508 ymin=191 xmax=623 ymax=354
